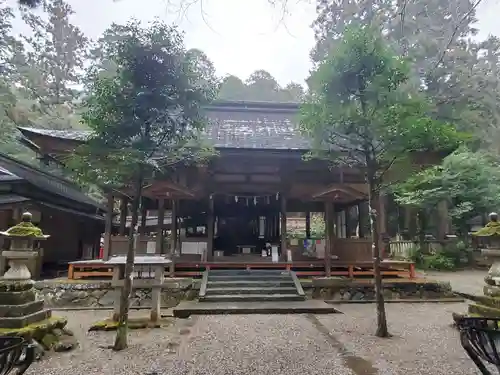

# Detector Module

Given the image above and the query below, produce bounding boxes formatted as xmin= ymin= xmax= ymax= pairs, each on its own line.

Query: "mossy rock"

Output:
xmin=0 ymin=316 xmax=67 ymax=341
xmin=88 ymin=317 xmax=172 ymax=332
xmin=468 ymin=303 xmax=500 ymax=318
xmin=0 ymin=280 xmax=34 ymax=293
xmin=41 ymin=333 xmax=58 ymax=350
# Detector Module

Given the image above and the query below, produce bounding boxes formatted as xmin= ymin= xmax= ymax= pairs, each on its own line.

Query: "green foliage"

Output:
xmin=218 ymin=71 xmax=304 ymax=102
xmin=301 ymin=26 xmax=461 ymax=176
xmin=394 ymin=148 xmax=500 ymax=226
xmin=410 ymin=240 xmax=472 ymax=270
xmin=68 ymin=20 xmax=218 ymax=187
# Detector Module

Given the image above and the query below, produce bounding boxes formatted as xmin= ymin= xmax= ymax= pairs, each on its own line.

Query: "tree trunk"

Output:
xmin=113 ymin=170 xmax=144 ymax=351
xmin=368 ymin=176 xmax=390 ymax=338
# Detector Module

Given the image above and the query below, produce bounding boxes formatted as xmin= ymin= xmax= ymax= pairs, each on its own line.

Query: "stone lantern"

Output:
xmin=475 ymin=212 xmax=500 ymax=291
xmin=0 ymin=212 xmax=49 ymax=280
xmin=0 ymin=212 xmax=76 ymax=354
xmin=452 ymin=212 xmax=500 ymax=320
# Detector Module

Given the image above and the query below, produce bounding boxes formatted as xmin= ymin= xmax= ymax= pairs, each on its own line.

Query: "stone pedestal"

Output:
xmin=0 ymin=213 xmax=76 ymax=355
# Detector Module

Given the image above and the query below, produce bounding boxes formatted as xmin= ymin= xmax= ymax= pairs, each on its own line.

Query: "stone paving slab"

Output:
xmin=173 ymin=300 xmax=339 ymax=318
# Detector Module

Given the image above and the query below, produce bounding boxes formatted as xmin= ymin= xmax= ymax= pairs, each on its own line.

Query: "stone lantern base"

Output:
xmin=0 ymin=279 xmax=76 ymax=355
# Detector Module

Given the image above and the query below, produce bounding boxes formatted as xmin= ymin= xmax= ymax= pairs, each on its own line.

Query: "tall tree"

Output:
xmin=301 ymin=26 xmax=461 ymax=337
xmin=67 ymin=20 xmax=217 ymax=350
xmin=281 ymin=82 xmax=304 ymax=102
xmin=245 ymin=69 xmax=281 ymax=101
xmin=18 ymin=0 xmax=88 ymax=129
xmin=311 ymin=0 xmax=489 ymax=143
xmin=218 ymin=74 xmax=248 ymax=100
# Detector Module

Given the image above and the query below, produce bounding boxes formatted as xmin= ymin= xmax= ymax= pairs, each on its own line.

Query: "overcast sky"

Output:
xmin=6 ymin=0 xmax=500 ymax=86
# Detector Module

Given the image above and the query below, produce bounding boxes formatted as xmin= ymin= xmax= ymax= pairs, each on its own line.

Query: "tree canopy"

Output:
xmin=301 ymin=25 xmax=463 ymax=337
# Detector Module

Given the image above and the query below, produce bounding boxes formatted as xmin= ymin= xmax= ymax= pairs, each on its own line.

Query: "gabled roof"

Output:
xmin=18 ymin=101 xmax=312 ymax=151
xmin=0 ymin=152 xmax=104 ymax=211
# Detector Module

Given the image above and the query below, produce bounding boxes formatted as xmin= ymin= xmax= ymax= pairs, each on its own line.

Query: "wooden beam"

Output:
xmin=280 ymin=193 xmax=287 ymax=260
xmin=118 ymin=197 xmax=128 ymax=236
xmin=325 ymin=202 xmax=334 ymax=276
xmin=206 ymin=195 xmax=215 ymax=261
xmin=103 ymin=192 xmax=114 ymax=260
xmin=170 ymin=199 xmax=178 ymax=257
xmin=156 ymin=198 xmax=165 ymax=254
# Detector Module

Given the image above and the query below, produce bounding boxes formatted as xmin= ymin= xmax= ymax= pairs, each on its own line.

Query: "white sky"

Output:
xmin=6 ymin=0 xmax=500 ymax=86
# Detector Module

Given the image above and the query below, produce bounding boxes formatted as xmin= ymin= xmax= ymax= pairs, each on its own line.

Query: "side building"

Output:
xmin=0 ymin=152 xmax=106 ymax=278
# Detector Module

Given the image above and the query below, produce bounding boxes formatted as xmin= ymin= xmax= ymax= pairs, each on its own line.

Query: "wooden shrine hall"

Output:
xmin=17 ymin=101 xmax=420 ymax=279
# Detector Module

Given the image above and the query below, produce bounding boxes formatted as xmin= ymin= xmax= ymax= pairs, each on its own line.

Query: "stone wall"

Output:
xmin=304 ymin=278 xmax=455 ymax=301
xmin=34 ymin=278 xmax=199 ymax=308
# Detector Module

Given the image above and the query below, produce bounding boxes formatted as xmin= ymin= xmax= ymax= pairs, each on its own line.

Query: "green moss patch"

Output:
xmin=89 ymin=317 xmax=172 ymax=332
xmin=0 ymin=316 xmax=67 ymax=340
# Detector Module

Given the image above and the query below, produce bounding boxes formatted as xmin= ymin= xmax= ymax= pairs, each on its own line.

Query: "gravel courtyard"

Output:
xmin=28 ymin=302 xmax=481 ymax=375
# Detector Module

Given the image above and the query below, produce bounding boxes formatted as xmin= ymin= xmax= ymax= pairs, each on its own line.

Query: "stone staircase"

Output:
xmin=199 ymin=269 xmax=305 ymax=302
xmin=172 ymin=269 xmax=338 ymax=317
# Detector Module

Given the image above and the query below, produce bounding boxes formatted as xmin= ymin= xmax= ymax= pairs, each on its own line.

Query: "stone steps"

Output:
xmin=201 ymin=293 xmax=305 ymax=302
xmin=173 ymin=300 xmax=339 ymax=318
xmin=200 ymin=269 xmax=305 ymax=303
xmin=207 ymin=280 xmax=296 ymax=288
xmin=205 ymin=287 xmax=298 ymax=295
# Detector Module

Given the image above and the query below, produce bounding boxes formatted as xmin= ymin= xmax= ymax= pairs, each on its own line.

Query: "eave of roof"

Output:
xmin=0 ymin=152 xmax=105 ymax=211
xmin=17 ymin=101 xmax=312 ymax=151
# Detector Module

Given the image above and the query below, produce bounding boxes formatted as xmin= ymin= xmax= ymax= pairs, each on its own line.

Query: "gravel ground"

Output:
xmin=27 ymin=302 xmax=488 ymax=375
xmin=423 ymin=269 xmax=486 ymax=295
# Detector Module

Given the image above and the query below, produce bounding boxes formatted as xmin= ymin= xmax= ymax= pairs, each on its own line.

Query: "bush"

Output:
xmin=410 ymin=240 xmax=472 ymax=270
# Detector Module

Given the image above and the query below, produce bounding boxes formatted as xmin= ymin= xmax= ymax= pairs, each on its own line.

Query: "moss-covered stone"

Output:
xmin=88 ymin=317 xmax=172 ymax=332
xmin=0 ymin=290 xmax=36 ymax=305
xmin=0 ymin=280 xmax=34 ymax=293
xmin=0 ymin=316 xmax=67 ymax=340
xmin=41 ymin=333 xmax=58 ymax=350
xmin=468 ymin=303 xmax=500 ymax=318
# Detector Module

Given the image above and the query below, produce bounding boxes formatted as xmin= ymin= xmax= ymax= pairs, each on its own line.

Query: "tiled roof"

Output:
xmin=0 ymin=152 xmax=104 ymax=211
xmin=18 ymin=101 xmax=312 ymax=151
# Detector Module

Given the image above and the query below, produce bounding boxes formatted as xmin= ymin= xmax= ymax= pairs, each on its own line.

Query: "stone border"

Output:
xmin=302 ymin=277 xmax=456 ymax=302
xmin=34 ymin=278 xmax=199 ymax=308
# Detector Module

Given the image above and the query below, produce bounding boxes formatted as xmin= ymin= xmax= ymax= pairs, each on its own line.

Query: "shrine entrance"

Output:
xmin=213 ymin=195 xmax=280 ymax=256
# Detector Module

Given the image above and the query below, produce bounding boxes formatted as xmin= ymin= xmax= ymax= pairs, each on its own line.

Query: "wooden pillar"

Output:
xmin=377 ymin=194 xmax=388 ymax=258
xmin=170 ymin=199 xmax=178 ymax=257
xmin=206 ymin=195 xmax=214 ymax=261
xmin=358 ymin=203 xmax=365 ymax=238
xmin=325 ymin=201 xmax=334 ymax=276
xmin=345 ymin=206 xmax=351 ymax=238
xmin=156 ymin=198 xmax=165 ymax=254
xmin=280 ymin=193 xmax=287 ymax=259
xmin=305 ymin=210 xmax=311 ymax=239
xmin=118 ymin=197 xmax=128 ymax=236
xmin=437 ymin=200 xmax=450 ymax=241
xmin=139 ymin=203 xmax=147 ymax=235
xmin=103 ymin=192 xmax=114 ymax=260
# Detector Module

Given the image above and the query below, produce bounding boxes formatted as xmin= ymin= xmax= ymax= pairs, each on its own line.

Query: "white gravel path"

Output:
xmin=27 ymin=302 xmax=488 ymax=375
